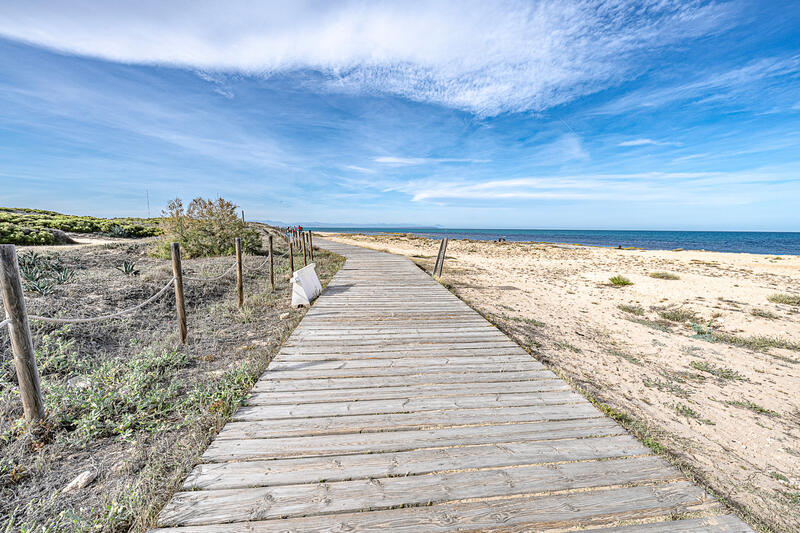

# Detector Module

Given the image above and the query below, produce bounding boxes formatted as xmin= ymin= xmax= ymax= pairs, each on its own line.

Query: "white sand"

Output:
xmin=323 ymin=232 xmax=800 ymax=531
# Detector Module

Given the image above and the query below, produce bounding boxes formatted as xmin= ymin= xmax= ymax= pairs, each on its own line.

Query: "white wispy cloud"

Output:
xmin=0 ymin=1 xmax=737 ymax=116
xmin=374 ymin=156 xmax=488 ymax=165
xmin=618 ymin=138 xmax=679 ymax=147
xmin=344 ymin=165 xmax=376 ymax=174
xmin=594 ymin=55 xmax=800 ymax=115
xmin=401 ymin=166 xmax=800 ymax=204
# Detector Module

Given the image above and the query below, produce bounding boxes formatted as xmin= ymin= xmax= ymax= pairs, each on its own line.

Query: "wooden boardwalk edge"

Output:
xmin=150 ymin=238 xmax=753 ymax=532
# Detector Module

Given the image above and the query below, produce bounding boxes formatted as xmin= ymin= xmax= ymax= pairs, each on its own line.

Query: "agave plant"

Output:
xmin=116 ymin=260 xmax=140 ymax=276
xmin=25 ymin=279 xmax=55 ymax=295
xmin=18 ymin=250 xmax=76 ymax=293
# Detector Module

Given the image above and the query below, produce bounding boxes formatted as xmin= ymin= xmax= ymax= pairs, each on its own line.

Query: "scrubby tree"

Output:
xmin=154 ymin=197 xmax=261 ymax=258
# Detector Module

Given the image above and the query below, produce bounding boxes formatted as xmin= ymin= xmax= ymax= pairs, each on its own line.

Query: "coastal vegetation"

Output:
xmin=0 ymin=207 xmax=161 ymax=245
xmin=649 ymin=271 xmax=680 ymax=280
xmin=152 ymin=197 xmax=260 ymax=259
xmin=0 ymin=207 xmax=345 ymax=531
xmin=609 ymin=274 xmax=633 ymax=286
xmin=767 ymin=293 xmax=800 ymax=306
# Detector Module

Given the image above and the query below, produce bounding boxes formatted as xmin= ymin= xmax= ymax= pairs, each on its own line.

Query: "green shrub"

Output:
xmin=152 ymin=197 xmax=261 ymax=258
xmin=649 ymin=271 xmax=680 ymax=280
xmin=658 ymin=308 xmax=697 ymax=322
xmin=0 ymin=208 xmax=160 ymax=245
xmin=0 ymin=222 xmax=56 ymax=245
xmin=617 ymin=303 xmax=644 ymax=315
xmin=609 ymin=275 xmax=633 ymax=286
xmin=768 ymin=293 xmax=800 ymax=306
xmin=751 ymin=308 xmax=778 ymax=319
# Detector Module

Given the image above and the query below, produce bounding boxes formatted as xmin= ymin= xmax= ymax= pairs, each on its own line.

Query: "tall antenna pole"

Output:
xmin=146 ymin=189 xmax=151 ymax=218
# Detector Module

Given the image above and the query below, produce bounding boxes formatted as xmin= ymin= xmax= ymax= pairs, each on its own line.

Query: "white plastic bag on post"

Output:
xmin=291 ymin=263 xmax=322 ymax=306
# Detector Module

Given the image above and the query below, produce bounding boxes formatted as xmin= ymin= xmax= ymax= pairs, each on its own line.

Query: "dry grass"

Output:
xmin=767 ymin=293 xmax=800 ymax=306
xmin=649 ymin=271 xmax=680 ymax=280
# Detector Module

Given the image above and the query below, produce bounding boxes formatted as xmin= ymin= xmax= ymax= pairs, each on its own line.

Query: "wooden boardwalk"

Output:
xmin=153 ymin=240 xmax=751 ymax=532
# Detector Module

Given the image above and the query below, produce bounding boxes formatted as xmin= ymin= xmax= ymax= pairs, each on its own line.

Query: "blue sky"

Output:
xmin=1 ymin=1 xmax=799 ymax=230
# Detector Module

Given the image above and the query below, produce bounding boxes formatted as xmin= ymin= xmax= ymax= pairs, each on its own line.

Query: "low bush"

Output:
xmin=767 ymin=293 xmax=800 ymax=306
xmin=609 ymin=275 xmax=633 ymax=286
xmin=658 ymin=308 xmax=697 ymax=322
xmin=617 ymin=303 xmax=644 ymax=315
xmin=649 ymin=271 xmax=680 ymax=280
xmin=152 ymin=197 xmax=261 ymax=258
xmin=0 ymin=208 xmax=160 ymax=245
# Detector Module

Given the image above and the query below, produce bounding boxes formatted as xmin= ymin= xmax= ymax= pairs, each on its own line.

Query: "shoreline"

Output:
xmin=317 ymin=231 xmax=800 ymax=258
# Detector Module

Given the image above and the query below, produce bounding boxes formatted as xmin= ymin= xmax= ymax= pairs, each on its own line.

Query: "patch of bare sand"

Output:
xmin=322 ymin=232 xmax=800 ymax=533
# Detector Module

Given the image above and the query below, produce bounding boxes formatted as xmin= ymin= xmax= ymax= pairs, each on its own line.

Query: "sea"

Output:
xmin=310 ymin=228 xmax=800 ymax=256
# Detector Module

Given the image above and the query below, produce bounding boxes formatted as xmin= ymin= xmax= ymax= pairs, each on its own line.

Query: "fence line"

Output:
xmin=0 ymin=232 xmax=293 ymax=421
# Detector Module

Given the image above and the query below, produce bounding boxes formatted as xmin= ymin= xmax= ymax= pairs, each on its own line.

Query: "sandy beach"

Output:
xmin=323 ymin=232 xmax=800 ymax=532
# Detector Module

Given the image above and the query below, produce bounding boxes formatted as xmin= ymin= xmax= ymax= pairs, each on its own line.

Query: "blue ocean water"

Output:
xmin=312 ymin=227 xmax=800 ymax=256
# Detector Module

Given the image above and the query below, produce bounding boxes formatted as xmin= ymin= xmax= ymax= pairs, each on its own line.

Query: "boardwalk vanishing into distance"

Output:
xmin=152 ymin=239 xmax=751 ymax=532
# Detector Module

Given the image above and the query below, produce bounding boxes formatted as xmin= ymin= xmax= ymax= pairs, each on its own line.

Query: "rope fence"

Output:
xmin=183 ymin=261 xmax=237 ymax=282
xmin=28 ymin=276 xmax=176 ymax=324
xmin=1 ymin=230 xmax=316 ymax=421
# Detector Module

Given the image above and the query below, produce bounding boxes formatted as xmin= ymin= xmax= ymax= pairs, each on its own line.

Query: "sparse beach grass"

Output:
xmin=609 ymin=274 xmax=633 ymax=286
xmin=617 ymin=303 xmax=644 ymax=315
xmin=649 ymin=271 xmax=680 ymax=280
xmin=767 ymin=293 xmax=800 ymax=306
xmin=657 ymin=307 xmax=697 ymax=322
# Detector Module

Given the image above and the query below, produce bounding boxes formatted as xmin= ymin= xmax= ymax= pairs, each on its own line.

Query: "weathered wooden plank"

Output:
xmin=276 ymin=345 xmax=527 ymax=357
xmin=262 ymin=362 xmax=544 ymax=379
xmin=185 ymin=434 xmax=650 ymax=490
xmin=244 ymin=390 xmax=582 ymax=414
xmin=202 ymin=418 xmax=627 ymax=461
xmin=252 ymin=370 xmax=557 ymax=392
xmin=247 ymin=380 xmax=570 ymax=404
xmin=225 ymin=403 xmax=601 ymax=438
xmin=590 ymin=515 xmax=753 ymax=532
xmin=154 ymin=482 xmax=710 ymax=531
xmin=159 ymin=456 xmax=679 ymax=526
xmin=268 ymin=355 xmax=536 ymax=369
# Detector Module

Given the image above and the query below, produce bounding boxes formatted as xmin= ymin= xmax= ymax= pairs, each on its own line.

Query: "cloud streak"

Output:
xmin=618 ymin=138 xmax=679 ymax=147
xmin=402 ymin=166 xmax=800 ymax=205
xmin=0 ymin=0 xmax=737 ymax=116
xmin=374 ymin=156 xmax=488 ymax=165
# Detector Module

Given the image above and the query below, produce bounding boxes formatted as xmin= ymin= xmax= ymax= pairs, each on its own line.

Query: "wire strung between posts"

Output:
xmin=28 ymin=277 xmax=176 ymax=324
xmin=183 ymin=261 xmax=237 ymax=282
xmin=0 ymin=318 xmax=10 ymax=329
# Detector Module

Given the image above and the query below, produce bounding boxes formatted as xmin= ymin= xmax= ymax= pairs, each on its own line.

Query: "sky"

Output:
xmin=1 ymin=1 xmax=799 ymax=230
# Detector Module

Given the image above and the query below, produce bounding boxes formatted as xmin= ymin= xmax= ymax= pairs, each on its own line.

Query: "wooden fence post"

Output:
xmin=235 ymin=238 xmax=243 ymax=308
xmin=289 ymin=239 xmax=295 ymax=272
xmin=268 ymin=235 xmax=274 ymax=290
xmin=433 ymin=238 xmax=449 ymax=277
xmin=170 ymin=243 xmax=188 ymax=344
xmin=436 ymin=238 xmax=449 ymax=277
xmin=308 ymin=231 xmax=314 ymax=262
xmin=0 ymin=245 xmax=45 ymax=421
xmin=433 ymin=239 xmax=444 ymax=276
xmin=302 ymin=232 xmax=308 ymax=267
